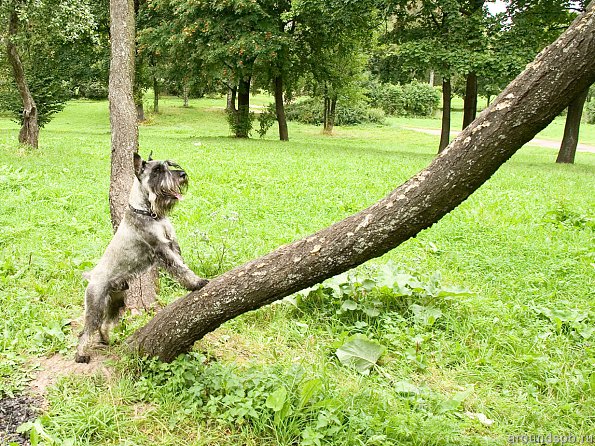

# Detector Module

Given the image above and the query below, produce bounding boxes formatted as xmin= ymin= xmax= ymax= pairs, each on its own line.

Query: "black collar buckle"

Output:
xmin=129 ymin=205 xmax=159 ymax=220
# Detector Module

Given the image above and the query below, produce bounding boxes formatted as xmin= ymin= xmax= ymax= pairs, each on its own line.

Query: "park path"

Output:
xmin=404 ymin=127 xmax=595 ymax=153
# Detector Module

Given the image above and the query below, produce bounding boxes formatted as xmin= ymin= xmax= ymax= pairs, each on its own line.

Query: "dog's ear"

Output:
xmin=133 ymin=153 xmax=145 ymax=177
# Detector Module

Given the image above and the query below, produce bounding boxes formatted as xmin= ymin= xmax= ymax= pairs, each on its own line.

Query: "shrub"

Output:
xmin=285 ymin=98 xmax=322 ymax=125
xmin=286 ymin=98 xmax=385 ymax=126
xmin=257 ymin=103 xmax=278 ymax=138
xmin=366 ymin=80 xmax=438 ymax=117
xmin=402 ymin=82 xmax=440 ymax=117
xmin=77 ymin=80 xmax=108 ymax=100
xmin=226 ymin=106 xmax=254 ymax=137
xmin=366 ymin=81 xmax=405 ymax=116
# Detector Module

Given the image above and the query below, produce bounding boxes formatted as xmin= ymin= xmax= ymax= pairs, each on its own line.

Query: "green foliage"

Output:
xmin=226 ymin=107 xmax=255 ymax=138
xmin=0 ymin=0 xmax=101 ymax=129
xmin=76 ymin=81 xmax=108 ymax=100
xmin=402 ymin=82 xmax=440 ymax=117
xmin=130 ymin=353 xmax=350 ymax=444
xmin=586 ymin=100 xmax=595 ymax=125
xmin=335 ymin=335 xmax=386 ymax=375
xmin=257 ymin=103 xmax=278 ymax=138
xmin=367 ymin=81 xmax=405 ymax=116
xmin=0 ymin=75 xmax=69 ymax=128
xmin=367 ymin=81 xmax=439 ymax=117
xmin=543 ymin=204 xmax=594 ymax=230
xmin=286 ymin=97 xmax=385 ymax=126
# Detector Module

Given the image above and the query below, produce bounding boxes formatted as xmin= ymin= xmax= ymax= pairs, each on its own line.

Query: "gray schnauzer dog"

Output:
xmin=75 ymin=153 xmax=208 ymax=363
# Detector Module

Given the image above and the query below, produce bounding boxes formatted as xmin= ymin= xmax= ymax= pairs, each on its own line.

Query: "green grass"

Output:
xmin=1 ymin=95 xmax=594 ymax=445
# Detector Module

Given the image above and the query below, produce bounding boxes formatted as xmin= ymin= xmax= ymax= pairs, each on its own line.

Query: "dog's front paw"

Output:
xmin=75 ymin=353 xmax=91 ymax=364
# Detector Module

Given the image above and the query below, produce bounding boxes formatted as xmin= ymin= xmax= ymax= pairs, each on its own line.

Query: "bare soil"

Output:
xmin=0 ymin=395 xmax=42 ymax=446
xmin=0 ymin=354 xmax=112 ymax=444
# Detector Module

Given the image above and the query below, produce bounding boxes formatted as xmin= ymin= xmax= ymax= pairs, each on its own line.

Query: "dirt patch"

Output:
xmin=0 ymin=395 xmax=42 ymax=446
xmin=29 ymin=353 xmax=112 ymax=396
xmin=0 ymin=354 xmax=114 ymax=444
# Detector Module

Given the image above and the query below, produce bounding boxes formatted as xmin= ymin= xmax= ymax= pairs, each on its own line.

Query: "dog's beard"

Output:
xmin=150 ymin=174 xmax=188 ymax=218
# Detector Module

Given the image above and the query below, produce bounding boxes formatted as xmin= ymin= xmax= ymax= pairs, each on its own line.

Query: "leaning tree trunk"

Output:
xmin=439 ymin=78 xmax=452 ymax=153
xmin=109 ymin=0 xmax=157 ymax=310
xmin=5 ymin=10 xmax=39 ymax=149
xmin=129 ymin=3 xmax=595 ymax=362
xmin=274 ymin=76 xmax=289 ymax=141
xmin=462 ymin=72 xmax=478 ymax=129
xmin=556 ymin=87 xmax=590 ymax=164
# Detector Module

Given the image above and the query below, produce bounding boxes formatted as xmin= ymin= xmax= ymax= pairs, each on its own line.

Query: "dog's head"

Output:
xmin=133 ymin=153 xmax=189 ymax=218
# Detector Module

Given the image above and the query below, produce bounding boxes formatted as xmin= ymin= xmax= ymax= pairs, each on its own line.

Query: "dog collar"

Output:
xmin=129 ymin=205 xmax=160 ymax=220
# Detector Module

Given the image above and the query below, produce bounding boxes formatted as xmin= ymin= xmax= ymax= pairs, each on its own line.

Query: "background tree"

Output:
xmin=0 ymin=0 xmax=96 ymax=147
xmin=503 ymin=0 xmax=588 ymax=163
xmin=556 ymin=87 xmax=590 ymax=163
xmin=128 ymin=4 xmax=595 ymax=361
xmin=3 ymin=5 xmax=38 ymax=148
xmin=291 ymin=0 xmax=380 ymax=134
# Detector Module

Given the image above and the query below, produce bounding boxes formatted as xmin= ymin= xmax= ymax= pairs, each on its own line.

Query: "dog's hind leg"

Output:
xmin=99 ymin=289 xmax=126 ymax=345
xmin=75 ymin=282 xmax=109 ymax=363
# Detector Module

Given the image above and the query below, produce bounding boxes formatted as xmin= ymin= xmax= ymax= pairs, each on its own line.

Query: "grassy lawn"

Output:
xmin=1 ymin=96 xmax=594 ymax=445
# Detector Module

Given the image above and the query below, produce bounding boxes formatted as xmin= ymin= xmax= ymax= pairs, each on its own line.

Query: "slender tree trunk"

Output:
xmin=274 ymin=76 xmax=289 ymax=141
xmin=429 ymin=70 xmax=435 ymax=86
xmin=226 ymin=87 xmax=237 ymax=113
xmin=323 ymin=96 xmax=329 ymax=132
xmin=323 ymin=96 xmax=337 ymax=134
xmin=439 ymin=78 xmax=452 ymax=153
xmin=183 ymin=83 xmax=189 ymax=107
xmin=153 ymin=76 xmax=159 ymax=114
xmin=462 ymin=72 xmax=478 ymax=129
xmin=127 ymin=4 xmax=595 ymax=362
xmin=235 ymin=77 xmax=251 ymax=138
xmin=329 ymin=97 xmax=337 ymax=132
xmin=556 ymin=87 xmax=589 ymax=164
xmin=5 ymin=10 xmax=39 ymax=148
xmin=109 ymin=0 xmax=157 ymax=310
xmin=135 ymin=94 xmax=145 ymax=121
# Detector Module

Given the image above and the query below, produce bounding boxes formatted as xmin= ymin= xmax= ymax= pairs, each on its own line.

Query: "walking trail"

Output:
xmin=404 ymin=127 xmax=595 ymax=153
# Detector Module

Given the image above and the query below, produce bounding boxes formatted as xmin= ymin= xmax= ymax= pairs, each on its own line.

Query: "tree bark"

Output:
xmin=226 ymin=87 xmax=237 ymax=113
xmin=235 ymin=77 xmax=251 ymax=138
xmin=135 ymin=90 xmax=145 ymax=122
xmin=153 ymin=76 xmax=159 ymax=114
xmin=323 ymin=96 xmax=329 ymax=132
xmin=274 ymin=76 xmax=289 ymax=141
xmin=128 ymin=4 xmax=595 ymax=362
xmin=182 ymin=83 xmax=189 ymax=107
xmin=109 ymin=0 xmax=157 ymax=310
xmin=5 ymin=10 xmax=39 ymax=149
xmin=439 ymin=78 xmax=452 ymax=153
xmin=556 ymin=87 xmax=589 ymax=164
xmin=323 ymin=96 xmax=337 ymax=134
xmin=462 ymin=72 xmax=478 ymax=129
